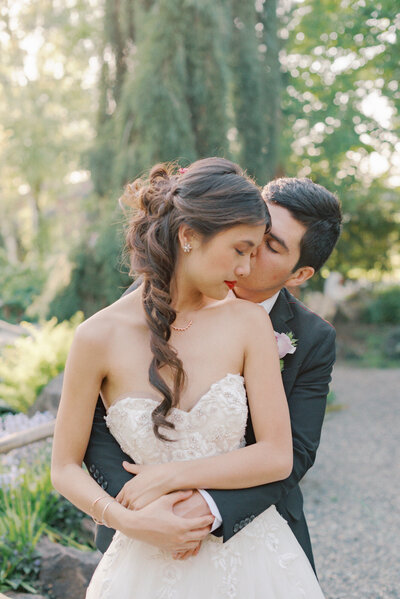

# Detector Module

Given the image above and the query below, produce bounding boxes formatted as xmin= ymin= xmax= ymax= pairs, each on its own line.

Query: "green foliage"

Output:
xmin=0 ymin=254 xmax=46 ymax=323
xmin=362 ymin=286 xmax=400 ymax=324
xmin=280 ymin=0 xmax=400 ymax=275
xmin=48 ymin=219 xmax=132 ymax=320
xmin=0 ymin=0 xmax=101 ymax=264
xmin=0 ymin=462 xmax=93 ymax=593
xmin=0 ymin=313 xmax=83 ymax=413
xmin=230 ymin=1 xmax=267 ymax=180
xmin=336 ymin=320 xmax=400 ymax=367
xmin=383 ymin=327 xmax=400 ymax=360
xmin=2 ymin=0 xmax=400 ymax=318
xmin=0 ymin=464 xmax=51 ymax=593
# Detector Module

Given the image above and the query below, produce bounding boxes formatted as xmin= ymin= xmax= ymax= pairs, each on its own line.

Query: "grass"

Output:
xmin=0 ymin=460 xmax=95 ymax=593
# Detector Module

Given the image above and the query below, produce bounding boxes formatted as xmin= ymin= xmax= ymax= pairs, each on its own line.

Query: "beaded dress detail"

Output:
xmin=86 ymin=373 xmax=324 ymax=599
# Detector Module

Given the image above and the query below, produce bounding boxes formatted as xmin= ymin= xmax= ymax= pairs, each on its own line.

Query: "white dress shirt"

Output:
xmin=200 ymin=291 xmax=281 ymax=531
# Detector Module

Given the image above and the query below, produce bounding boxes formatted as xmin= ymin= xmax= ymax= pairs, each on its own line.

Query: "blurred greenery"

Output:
xmin=336 ymin=320 xmax=400 ymax=367
xmin=0 ymin=0 xmax=399 ymax=319
xmin=0 ymin=251 xmax=46 ymax=323
xmin=361 ymin=285 xmax=400 ymax=324
xmin=0 ymin=461 xmax=95 ymax=593
xmin=0 ymin=313 xmax=83 ymax=412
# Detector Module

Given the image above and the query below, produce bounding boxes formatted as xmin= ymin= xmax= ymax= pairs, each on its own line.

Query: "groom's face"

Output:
xmin=234 ymin=202 xmax=307 ymax=302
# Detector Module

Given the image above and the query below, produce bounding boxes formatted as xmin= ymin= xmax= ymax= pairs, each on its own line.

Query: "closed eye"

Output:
xmin=235 ymin=249 xmax=245 ymax=256
xmin=265 ymin=241 xmax=278 ymax=254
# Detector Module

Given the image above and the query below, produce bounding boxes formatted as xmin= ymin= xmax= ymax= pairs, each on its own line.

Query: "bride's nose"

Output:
xmin=235 ymin=259 xmax=251 ymax=278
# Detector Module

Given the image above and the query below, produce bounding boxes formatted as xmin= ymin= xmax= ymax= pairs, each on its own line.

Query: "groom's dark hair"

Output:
xmin=262 ymin=177 xmax=342 ymax=272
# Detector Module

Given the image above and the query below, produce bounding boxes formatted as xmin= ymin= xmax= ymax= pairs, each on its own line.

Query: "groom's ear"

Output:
xmin=285 ymin=265 xmax=315 ymax=288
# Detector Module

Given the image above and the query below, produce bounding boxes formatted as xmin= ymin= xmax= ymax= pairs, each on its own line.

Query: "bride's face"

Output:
xmin=182 ymin=223 xmax=266 ymax=300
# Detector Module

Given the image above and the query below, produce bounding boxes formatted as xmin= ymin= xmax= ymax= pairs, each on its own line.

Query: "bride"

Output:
xmin=51 ymin=157 xmax=325 ymax=598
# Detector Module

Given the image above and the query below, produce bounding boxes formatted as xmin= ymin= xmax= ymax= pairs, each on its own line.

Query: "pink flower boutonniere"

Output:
xmin=274 ymin=331 xmax=297 ymax=371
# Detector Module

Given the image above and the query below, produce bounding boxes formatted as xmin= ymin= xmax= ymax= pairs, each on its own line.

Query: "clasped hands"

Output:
xmin=117 ymin=460 xmax=183 ymax=510
xmin=116 ymin=461 xmax=214 ymax=560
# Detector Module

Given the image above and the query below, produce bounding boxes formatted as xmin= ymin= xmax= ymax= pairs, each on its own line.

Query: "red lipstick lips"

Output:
xmin=224 ymin=280 xmax=237 ymax=289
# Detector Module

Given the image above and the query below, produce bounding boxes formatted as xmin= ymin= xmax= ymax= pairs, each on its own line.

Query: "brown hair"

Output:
xmin=123 ymin=157 xmax=270 ymax=439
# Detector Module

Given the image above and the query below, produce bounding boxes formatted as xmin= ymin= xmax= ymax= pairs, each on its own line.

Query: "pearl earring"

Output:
xmin=183 ymin=242 xmax=192 ymax=253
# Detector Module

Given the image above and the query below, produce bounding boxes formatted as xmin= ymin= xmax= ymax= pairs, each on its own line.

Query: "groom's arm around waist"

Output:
xmin=207 ymin=325 xmax=336 ymax=542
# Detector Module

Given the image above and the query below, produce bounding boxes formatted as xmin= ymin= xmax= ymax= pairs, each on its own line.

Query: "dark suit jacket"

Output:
xmin=83 ymin=287 xmax=335 ymax=571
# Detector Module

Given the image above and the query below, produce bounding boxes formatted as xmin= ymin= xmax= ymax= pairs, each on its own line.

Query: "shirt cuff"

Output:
xmin=198 ymin=489 xmax=222 ymax=532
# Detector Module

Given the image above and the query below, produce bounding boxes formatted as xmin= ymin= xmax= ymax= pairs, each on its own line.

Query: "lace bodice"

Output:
xmin=105 ymin=373 xmax=248 ymax=465
xmin=89 ymin=372 xmax=325 ymax=599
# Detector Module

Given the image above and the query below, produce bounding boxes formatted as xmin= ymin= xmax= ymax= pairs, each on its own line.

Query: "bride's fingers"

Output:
xmin=122 ymin=461 xmax=142 ymax=474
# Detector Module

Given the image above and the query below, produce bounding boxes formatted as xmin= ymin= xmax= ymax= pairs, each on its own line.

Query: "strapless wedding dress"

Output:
xmin=86 ymin=373 xmax=325 ymax=598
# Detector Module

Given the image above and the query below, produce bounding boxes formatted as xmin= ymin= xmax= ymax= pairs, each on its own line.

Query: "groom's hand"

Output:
xmin=172 ymin=490 xmax=212 ymax=560
xmin=173 ymin=489 xmax=212 ymax=519
xmin=124 ymin=490 xmax=214 ymax=552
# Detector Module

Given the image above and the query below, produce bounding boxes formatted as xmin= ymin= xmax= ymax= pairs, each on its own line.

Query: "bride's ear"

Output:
xmin=178 ymin=225 xmax=200 ymax=252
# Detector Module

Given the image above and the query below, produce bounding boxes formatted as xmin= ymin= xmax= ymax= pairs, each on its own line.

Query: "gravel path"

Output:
xmin=302 ymin=365 xmax=400 ymax=599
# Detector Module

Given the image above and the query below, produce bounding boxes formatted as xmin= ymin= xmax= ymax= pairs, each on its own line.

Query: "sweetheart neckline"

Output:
xmin=106 ymin=372 xmax=244 ymax=415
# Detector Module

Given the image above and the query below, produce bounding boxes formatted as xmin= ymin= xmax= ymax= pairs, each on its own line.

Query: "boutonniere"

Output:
xmin=274 ymin=331 xmax=297 ymax=371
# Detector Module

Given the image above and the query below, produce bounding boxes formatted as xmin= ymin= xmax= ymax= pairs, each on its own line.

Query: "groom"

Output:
xmin=84 ymin=176 xmax=342 ymax=572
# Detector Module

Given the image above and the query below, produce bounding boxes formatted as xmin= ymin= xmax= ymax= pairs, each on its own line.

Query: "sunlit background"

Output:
xmin=0 ymin=2 xmax=400 ymax=596
xmin=0 ymin=0 xmax=399 ymax=327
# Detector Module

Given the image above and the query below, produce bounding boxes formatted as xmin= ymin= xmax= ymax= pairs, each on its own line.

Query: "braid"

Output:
xmin=123 ymin=164 xmax=185 ymax=440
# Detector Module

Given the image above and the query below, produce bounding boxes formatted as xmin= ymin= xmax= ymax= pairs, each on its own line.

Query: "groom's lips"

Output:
xmin=224 ymin=280 xmax=237 ymax=289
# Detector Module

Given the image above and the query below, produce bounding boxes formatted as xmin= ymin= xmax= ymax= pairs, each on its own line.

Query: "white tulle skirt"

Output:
xmin=86 ymin=506 xmax=324 ymax=598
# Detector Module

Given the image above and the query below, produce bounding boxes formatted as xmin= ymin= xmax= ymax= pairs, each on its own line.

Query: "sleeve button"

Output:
xmin=89 ymin=464 xmax=95 ymax=473
xmin=233 ymin=524 xmax=240 ymax=533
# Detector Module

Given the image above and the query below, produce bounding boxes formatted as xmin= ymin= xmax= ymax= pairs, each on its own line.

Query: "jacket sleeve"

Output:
xmin=83 ymin=398 xmax=134 ymax=496
xmin=83 ymin=398 xmax=135 ymax=552
xmin=207 ymin=326 xmax=336 ymax=542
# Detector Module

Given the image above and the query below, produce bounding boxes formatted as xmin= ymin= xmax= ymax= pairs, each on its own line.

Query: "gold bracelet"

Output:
xmin=90 ymin=495 xmax=110 ymax=525
xmin=101 ymin=500 xmax=115 ymax=528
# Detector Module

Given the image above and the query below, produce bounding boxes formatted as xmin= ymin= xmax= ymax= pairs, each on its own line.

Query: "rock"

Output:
xmin=29 ymin=373 xmax=64 ymax=416
xmin=37 ymin=536 xmax=101 ymax=599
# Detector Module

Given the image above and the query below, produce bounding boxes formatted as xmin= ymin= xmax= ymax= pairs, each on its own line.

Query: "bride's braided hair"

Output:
xmin=122 ymin=157 xmax=270 ymax=440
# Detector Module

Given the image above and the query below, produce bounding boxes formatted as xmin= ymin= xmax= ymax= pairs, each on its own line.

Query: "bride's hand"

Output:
xmin=116 ymin=461 xmax=180 ymax=509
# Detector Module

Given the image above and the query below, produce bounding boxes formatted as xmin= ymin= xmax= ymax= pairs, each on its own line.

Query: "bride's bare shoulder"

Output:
xmin=73 ymin=287 xmax=143 ymax=345
xmin=223 ymin=294 xmax=268 ymax=315
xmin=215 ymin=295 xmax=272 ymax=329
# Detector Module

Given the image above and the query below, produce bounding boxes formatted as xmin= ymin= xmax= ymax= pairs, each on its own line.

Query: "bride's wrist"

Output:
xmin=167 ymin=461 xmax=191 ymax=491
xmin=104 ymin=500 xmax=135 ymax=533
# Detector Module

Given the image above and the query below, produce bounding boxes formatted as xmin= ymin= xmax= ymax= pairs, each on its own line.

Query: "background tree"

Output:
xmin=0 ymin=0 xmax=102 ymax=320
xmin=279 ymin=0 xmax=400 ymax=278
xmin=1 ymin=0 xmax=399 ymax=322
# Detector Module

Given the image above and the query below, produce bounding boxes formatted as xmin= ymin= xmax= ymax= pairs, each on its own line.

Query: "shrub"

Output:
xmin=0 ymin=254 xmax=46 ymax=324
xmin=0 ymin=461 xmax=94 ymax=593
xmin=0 ymin=313 xmax=83 ymax=413
xmin=48 ymin=222 xmax=131 ymax=321
xmin=362 ymin=286 xmax=400 ymax=325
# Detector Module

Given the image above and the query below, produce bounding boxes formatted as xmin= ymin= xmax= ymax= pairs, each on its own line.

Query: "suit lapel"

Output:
xmin=269 ymin=289 xmax=296 ymax=396
xmin=269 ymin=288 xmax=294 ymax=333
